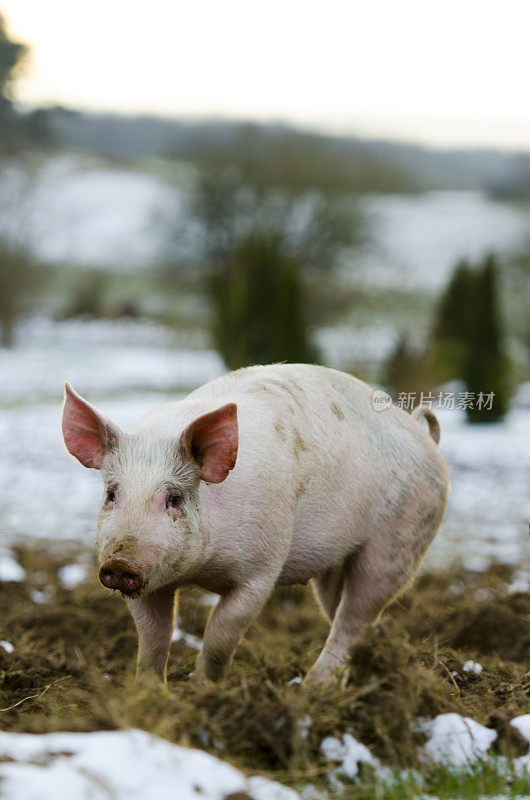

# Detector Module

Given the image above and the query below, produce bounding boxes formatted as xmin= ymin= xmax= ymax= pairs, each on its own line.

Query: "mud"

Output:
xmin=1 ymin=545 xmax=530 ymax=778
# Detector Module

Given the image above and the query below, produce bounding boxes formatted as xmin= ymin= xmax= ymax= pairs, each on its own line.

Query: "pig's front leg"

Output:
xmin=127 ymin=585 xmax=177 ymax=683
xmin=194 ymin=575 xmax=275 ymax=682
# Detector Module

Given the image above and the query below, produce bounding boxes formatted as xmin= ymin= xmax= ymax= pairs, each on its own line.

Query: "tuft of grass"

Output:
xmin=330 ymin=761 xmax=530 ymax=800
xmin=1 ymin=544 xmax=530 ymax=794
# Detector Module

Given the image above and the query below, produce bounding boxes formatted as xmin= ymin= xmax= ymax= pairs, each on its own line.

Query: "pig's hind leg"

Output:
xmin=311 ymin=561 xmax=348 ymax=621
xmin=304 ymin=517 xmax=438 ymax=688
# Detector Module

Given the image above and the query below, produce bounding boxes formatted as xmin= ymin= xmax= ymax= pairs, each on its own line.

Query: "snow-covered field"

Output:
xmin=0 ymin=154 xmax=179 ymax=268
xmin=0 ymin=729 xmax=298 ymax=800
xmin=357 ymin=190 xmax=530 ymax=290
xmin=0 ymin=316 xmax=528 ymax=569
xmin=425 ymin=402 xmax=530 ymax=570
xmin=1 ymin=155 xmax=529 ymax=287
xmin=1 ymin=316 xmax=224 ymax=404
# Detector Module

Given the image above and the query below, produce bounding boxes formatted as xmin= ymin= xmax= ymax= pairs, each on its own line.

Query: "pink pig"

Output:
xmin=62 ymin=363 xmax=448 ymax=687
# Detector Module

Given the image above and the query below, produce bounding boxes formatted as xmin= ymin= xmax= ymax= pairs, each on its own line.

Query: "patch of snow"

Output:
xmin=0 ymin=728 xmax=299 ymax=800
xmin=510 ymin=715 xmax=530 ymax=773
xmin=0 ymin=553 xmax=26 ymax=582
xmin=57 ymin=563 xmax=88 ymax=590
xmin=356 ymin=190 xmax=530 ymax=291
xmin=172 ymin=622 xmax=202 ymax=651
xmin=248 ymin=775 xmax=300 ymax=800
xmin=321 ymin=732 xmax=378 ymax=779
xmin=419 ymin=713 xmax=497 ymax=767
xmin=200 ymin=592 xmax=219 ymax=607
xmin=1 ymin=640 xmax=14 ymax=654
xmin=508 ymin=571 xmax=530 ymax=595
xmin=29 ymin=588 xmax=54 ymax=604
xmin=513 ymin=382 xmax=530 ymax=410
xmin=297 ymin=715 xmax=312 ymax=740
xmin=317 ymin=324 xmax=397 ymax=369
xmin=0 ymin=155 xmax=180 ymax=269
xmin=424 ymin=406 xmax=530 ymax=571
xmin=1 ymin=316 xmax=225 ymax=404
xmin=510 ymin=715 xmax=530 ymax=744
xmin=462 ymin=661 xmax=483 ymax=675
xmin=463 ymin=555 xmax=493 ymax=573
xmin=300 ymin=784 xmax=328 ymax=800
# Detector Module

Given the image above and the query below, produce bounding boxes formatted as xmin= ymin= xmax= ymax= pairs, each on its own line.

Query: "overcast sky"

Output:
xmin=2 ymin=0 xmax=529 ymax=150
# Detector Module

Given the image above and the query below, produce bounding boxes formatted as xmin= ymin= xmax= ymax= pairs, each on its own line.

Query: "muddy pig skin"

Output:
xmin=61 ymin=363 xmax=448 ymax=687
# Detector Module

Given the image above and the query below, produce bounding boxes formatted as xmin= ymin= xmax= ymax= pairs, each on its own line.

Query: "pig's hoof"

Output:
xmin=302 ymin=672 xmax=330 ymax=690
xmin=303 ymin=662 xmax=346 ymax=690
xmin=303 ymin=674 xmax=335 ymax=690
xmin=134 ymin=674 xmax=170 ymax=696
xmin=189 ymin=664 xmax=220 ymax=685
xmin=193 ymin=653 xmax=229 ymax=683
xmin=187 ymin=669 xmax=208 ymax=685
xmin=304 ymin=649 xmax=349 ymax=689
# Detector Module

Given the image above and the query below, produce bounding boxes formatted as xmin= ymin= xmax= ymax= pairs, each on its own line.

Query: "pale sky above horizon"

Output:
xmin=2 ymin=0 xmax=530 ymax=151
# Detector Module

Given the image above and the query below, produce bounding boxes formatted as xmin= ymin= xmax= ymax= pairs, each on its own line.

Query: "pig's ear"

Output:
xmin=62 ymin=382 xmax=121 ymax=469
xmin=180 ymin=403 xmax=238 ymax=484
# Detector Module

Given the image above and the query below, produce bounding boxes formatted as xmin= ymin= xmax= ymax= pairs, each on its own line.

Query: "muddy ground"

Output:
xmin=1 ymin=544 xmax=530 ymax=791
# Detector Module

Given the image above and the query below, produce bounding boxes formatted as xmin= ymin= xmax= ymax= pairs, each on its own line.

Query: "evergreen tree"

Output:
xmin=183 ymin=169 xmax=357 ymax=371
xmin=433 ymin=259 xmax=474 ymax=381
xmin=463 ymin=254 xmax=508 ymax=422
xmin=210 ymin=231 xmax=318 ymax=369
xmin=435 ymin=259 xmax=474 ymax=342
xmin=384 ymin=334 xmax=421 ymax=397
xmin=434 ymin=254 xmax=509 ymax=423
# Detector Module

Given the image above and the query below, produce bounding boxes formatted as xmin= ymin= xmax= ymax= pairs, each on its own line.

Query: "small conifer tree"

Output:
xmin=463 ymin=254 xmax=508 ymax=422
xmin=434 ymin=254 xmax=509 ymax=423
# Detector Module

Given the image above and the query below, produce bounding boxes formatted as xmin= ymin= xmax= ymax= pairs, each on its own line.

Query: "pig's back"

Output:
xmin=189 ymin=362 xmax=448 ymax=514
xmin=135 ymin=363 xmax=446 ymax=493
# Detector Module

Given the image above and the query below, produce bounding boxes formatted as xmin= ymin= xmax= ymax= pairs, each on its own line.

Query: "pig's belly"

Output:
xmin=275 ymin=471 xmax=377 ymax=586
xmin=276 ymin=522 xmax=360 ymax=586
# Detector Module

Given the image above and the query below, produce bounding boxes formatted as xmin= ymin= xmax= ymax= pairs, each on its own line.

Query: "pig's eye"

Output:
xmin=105 ymin=488 xmax=116 ymax=503
xmin=166 ymin=493 xmax=182 ymax=510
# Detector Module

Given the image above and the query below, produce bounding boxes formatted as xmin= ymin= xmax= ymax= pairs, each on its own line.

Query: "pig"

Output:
xmin=61 ymin=363 xmax=448 ymax=687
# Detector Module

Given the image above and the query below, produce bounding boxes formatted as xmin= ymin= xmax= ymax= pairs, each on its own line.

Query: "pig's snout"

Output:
xmin=99 ymin=560 xmax=143 ymax=595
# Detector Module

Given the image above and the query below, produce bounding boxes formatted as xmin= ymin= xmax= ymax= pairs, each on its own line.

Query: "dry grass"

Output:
xmin=1 ymin=545 xmax=530 ymax=787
